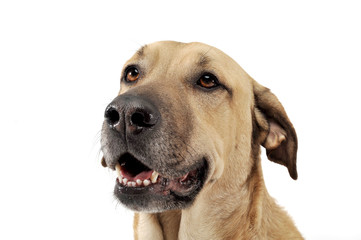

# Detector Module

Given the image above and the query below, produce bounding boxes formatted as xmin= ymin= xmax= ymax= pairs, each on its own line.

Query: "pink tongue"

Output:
xmin=120 ymin=168 xmax=153 ymax=181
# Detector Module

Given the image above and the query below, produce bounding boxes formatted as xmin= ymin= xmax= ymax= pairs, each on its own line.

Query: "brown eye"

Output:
xmin=197 ymin=74 xmax=219 ymax=89
xmin=125 ymin=67 xmax=140 ymax=82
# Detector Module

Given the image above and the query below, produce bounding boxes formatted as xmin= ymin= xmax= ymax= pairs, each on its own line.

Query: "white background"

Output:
xmin=1 ymin=0 xmax=360 ymax=239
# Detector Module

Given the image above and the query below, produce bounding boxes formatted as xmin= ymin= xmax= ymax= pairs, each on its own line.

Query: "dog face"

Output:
xmin=101 ymin=41 xmax=297 ymax=212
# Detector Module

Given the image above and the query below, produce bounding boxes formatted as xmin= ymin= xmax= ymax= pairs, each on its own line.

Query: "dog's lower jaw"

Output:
xmin=134 ymin=161 xmax=303 ymax=240
xmin=114 ymin=159 xmax=208 ymax=213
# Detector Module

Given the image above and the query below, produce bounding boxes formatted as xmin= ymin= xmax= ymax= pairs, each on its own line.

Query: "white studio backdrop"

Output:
xmin=1 ymin=0 xmax=360 ymax=239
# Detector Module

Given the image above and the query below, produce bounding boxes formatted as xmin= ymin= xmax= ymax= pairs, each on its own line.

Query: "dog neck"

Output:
xmin=177 ymin=156 xmax=267 ymax=240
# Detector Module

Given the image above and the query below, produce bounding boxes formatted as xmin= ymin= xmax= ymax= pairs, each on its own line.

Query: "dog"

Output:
xmin=100 ymin=41 xmax=303 ymax=239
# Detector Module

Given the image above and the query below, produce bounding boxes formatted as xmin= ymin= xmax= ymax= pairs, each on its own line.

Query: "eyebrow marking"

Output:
xmin=136 ymin=45 xmax=147 ymax=57
xmin=198 ymin=47 xmax=213 ymax=67
xmin=199 ymin=54 xmax=211 ymax=67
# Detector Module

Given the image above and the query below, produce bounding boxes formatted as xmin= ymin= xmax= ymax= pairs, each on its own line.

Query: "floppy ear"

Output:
xmin=252 ymin=81 xmax=298 ymax=180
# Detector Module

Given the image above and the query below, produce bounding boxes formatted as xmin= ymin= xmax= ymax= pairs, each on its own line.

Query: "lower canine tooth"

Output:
xmin=143 ymin=179 xmax=150 ymax=186
xmin=180 ymin=173 xmax=189 ymax=182
xmin=151 ymin=171 xmax=159 ymax=183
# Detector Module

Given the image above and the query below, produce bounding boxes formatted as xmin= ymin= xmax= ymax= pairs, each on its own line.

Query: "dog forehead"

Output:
xmin=130 ymin=41 xmax=211 ymax=66
xmin=132 ymin=41 xmax=233 ymax=68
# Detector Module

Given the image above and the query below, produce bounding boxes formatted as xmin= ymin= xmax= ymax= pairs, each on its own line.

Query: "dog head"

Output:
xmin=101 ymin=41 xmax=297 ymax=212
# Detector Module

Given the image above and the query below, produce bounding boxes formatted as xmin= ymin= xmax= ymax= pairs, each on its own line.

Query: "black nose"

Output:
xmin=104 ymin=95 xmax=160 ymax=135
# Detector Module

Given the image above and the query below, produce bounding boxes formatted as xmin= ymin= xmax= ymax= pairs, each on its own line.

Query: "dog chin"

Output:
xmin=112 ymin=155 xmax=208 ymax=212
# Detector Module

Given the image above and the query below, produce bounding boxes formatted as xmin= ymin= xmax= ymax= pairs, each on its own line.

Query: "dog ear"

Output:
xmin=253 ymin=81 xmax=298 ymax=180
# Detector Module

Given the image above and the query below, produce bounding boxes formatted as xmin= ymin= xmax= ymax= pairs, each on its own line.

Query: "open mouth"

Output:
xmin=114 ymin=153 xmax=207 ymax=198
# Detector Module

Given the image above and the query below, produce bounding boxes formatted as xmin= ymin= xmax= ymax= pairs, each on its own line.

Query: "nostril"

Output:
xmin=131 ymin=111 xmax=155 ymax=128
xmin=131 ymin=112 xmax=146 ymax=127
xmin=105 ymin=107 xmax=120 ymax=126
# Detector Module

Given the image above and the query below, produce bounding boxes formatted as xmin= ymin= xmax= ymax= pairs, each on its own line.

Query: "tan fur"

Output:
xmin=118 ymin=41 xmax=302 ymax=239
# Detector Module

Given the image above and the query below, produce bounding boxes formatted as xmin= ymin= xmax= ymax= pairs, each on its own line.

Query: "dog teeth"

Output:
xmin=115 ymin=166 xmax=160 ymax=187
xmin=136 ymin=179 xmax=142 ymax=186
xmin=119 ymin=179 xmax=152 ymax=187
xmin=115 ymin=164 xmax=121 ymax=176
xmin=127 ymin=181 xmax=136 ymax=187
xmin=143 ymin=179 xmax=151 ymax=186
xmin=122 ymin=178 xmax=128 ymax=185
xmin=151 ymin=171 xmax=159 ymax=183
xmin=118 ymin=176 xmax=155 ymax=187
xmin=180 ymin=173 xmax=189 ymax=182
xmin=115 ymin=164 xmax=126 ymax=183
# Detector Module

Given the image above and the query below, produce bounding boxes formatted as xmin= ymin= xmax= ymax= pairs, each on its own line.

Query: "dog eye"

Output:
xmin=197 ymin=74 xmax=219 ymax=89
xmin=125 ymin=67 xmax=140 ymax=82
